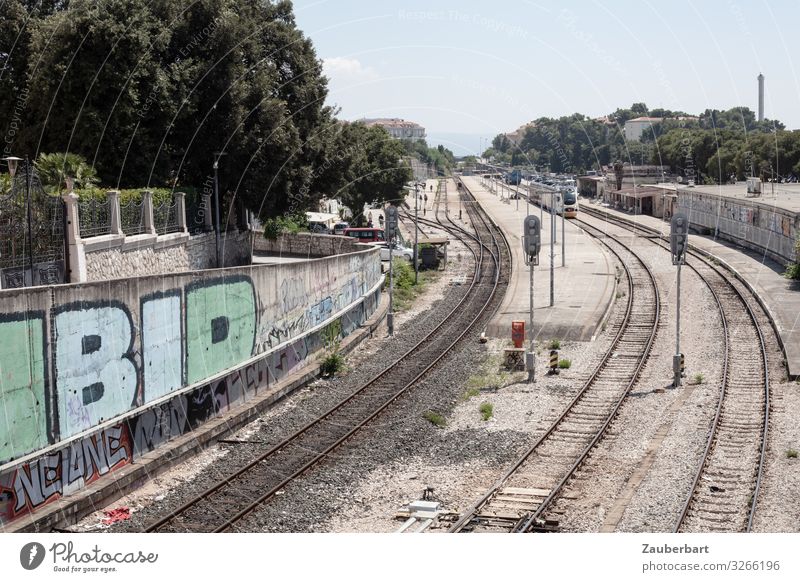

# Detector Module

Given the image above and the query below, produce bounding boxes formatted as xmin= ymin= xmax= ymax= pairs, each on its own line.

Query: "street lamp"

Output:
xmin=212 ymin=151 xmax=227 ymax=268
xmin=3 ymin=155 xmax=33 ymax=287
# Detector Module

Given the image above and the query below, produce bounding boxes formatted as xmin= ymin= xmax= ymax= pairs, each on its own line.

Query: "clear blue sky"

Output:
xmin=293 ymin=0 xmax=799 ymax=154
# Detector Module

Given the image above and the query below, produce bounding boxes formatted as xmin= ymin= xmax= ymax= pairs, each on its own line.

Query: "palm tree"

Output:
xmin=34 ymin=152 xmax=99 ymax=194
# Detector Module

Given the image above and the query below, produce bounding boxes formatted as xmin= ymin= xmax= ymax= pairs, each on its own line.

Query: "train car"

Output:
xmin=504 ymin=169 xmax=522 ymax=185
xmin=532 ymin=187 xmax=579 ymax=218
xmin=562 ymin=188 xmax=578 ymax=218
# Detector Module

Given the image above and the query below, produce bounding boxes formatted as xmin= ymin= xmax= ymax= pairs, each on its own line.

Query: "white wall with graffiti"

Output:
xmin=0 ymin=243 xmax=382 ymax=526
xmin=677 ymin=189 xmax=800 ymax=265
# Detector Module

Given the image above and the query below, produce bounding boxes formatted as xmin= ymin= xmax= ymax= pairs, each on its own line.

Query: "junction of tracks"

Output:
xmin=67 ymin=176 xmax=797 ymax=534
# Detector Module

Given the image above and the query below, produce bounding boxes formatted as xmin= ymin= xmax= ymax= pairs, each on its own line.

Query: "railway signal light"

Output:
xmin=523 ymin=215 xmax=541 ymax=265
xmin=385 ymin=205 xmax=399 ymax=241
xmin=670 ymin=213 xmax=689 ymax=265
xmin=671 ymin=213 xmax=688 ymax=387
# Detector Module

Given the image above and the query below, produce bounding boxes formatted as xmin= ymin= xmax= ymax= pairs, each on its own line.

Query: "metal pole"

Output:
xmin=25 ymin=158 xmax=33 ymax=287
xmin=529 ymin=263 xmax=536 ymax=382
xmin=561 ymin=209 xmax=565 ymax=267
xmin=414 ymin=184 xmax=419 ymax=285
xmin=674 ymin=262 xmax=682 ymax=387
xmin=539 ymin=188 xmax=543 ymax=222
xmin=388 ymin=243 xmax=394 ymax=336
xmin=550 ymin=195 xmax=555 ymax=307
xmin=213 ymin=154 xmax=222 ymax=268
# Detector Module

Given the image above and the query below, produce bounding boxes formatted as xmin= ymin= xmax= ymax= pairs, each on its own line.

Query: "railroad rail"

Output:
xmin=142 ymin=180 xmax=508 ymax=533
xmin=450 ymin=216 xmax=660 ymax=533
xmin=579 ymin=205 xmax=771 ymax=532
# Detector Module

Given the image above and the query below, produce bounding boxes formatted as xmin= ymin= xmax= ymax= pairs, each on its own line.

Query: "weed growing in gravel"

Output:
xmin=462 ymin=387 xmax=481 ymax=400
xmin=787 ymin=449 xmax=798 ymax=459
xmin=423 ymin=410 xmax=446 ymax=428
xmin=320 ymin=321 xmax=344 ymax=377
xmin=548 ymin=339 xmax=561 ymax=350
xmin=616 ymin=290 xmax=626 ymax=299
xmin=692 ymin=373 xmax=704 ymax=384
xmin=479 ymin=402 xmax=493 ymax=421
xmin=466 ymin=353 xmax=512 ymax=391
xmin=321 ymin=352 xmax=345 ymax=377
xmin=558 ymin=359 xmax=572 ymax=369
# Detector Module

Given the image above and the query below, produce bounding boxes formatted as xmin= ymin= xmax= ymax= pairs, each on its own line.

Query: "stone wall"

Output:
xmin=84 ymin=230 xmax=252 ymax=282
xmin=253 ymin=232 xmax=365 ymax=257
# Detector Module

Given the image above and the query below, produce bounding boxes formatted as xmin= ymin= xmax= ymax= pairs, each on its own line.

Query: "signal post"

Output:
xmin=523 ymin=215 xmax=542 ymax=382
xmin=670 ymin=213 xmax=688 ymax=387
xmin=385 ymin=205 xmax=399 ymax=336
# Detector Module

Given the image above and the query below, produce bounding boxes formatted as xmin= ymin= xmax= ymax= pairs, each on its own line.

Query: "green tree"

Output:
xmin=4 ymin=0 xmax=333 ymax=220
xmin=331 ymin=123 xmax=412 ymax=223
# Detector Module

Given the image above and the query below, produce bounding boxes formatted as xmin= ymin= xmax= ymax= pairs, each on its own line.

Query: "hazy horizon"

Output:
xmin=294 ymin=0 xmax=799 ymax=137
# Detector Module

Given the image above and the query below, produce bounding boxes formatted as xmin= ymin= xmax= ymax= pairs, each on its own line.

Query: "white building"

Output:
xmin=361 ymin=118 xmax=426 ymax=140
xmin=623 ymin=117 xmax=663 ymax=141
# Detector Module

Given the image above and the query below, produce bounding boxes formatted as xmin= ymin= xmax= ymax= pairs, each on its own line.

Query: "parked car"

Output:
xmin=308 ymin=221 xmax=331 ymax=234
xmin=333 ymin=222 xmax=349 ymax=235
xmin=368 ymin=241 xmax=414 ymax=262
xmin=343 ymin=227 xmax=385 ymax=242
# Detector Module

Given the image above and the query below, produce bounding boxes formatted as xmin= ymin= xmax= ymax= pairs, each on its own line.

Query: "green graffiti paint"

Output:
xmin=0 ymin=316 xmax=47 ymax=464
xmin=185 ymin=278 xmax=256 ymax=385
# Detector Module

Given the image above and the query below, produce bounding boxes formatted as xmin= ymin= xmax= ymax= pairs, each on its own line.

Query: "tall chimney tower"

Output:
xmin=758 ymin=73 xmax=764 ymax=122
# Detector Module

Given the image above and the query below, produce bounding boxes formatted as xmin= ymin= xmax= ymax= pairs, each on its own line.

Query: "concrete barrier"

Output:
xmin=0 ymin=237 xmax=381 ymax=526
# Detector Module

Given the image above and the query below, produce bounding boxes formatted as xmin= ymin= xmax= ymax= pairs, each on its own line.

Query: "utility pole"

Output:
xmin=212 ymin=151 xmax=227 ymax=268
xmin=524 ymin=215 xmax=541 ymax=382
xmin=671 ymin=213 xmax=688 ymax=387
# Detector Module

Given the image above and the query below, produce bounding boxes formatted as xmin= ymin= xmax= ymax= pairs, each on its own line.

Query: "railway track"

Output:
xmin=579 ymin=205 xmax=771 ymax=532
xmin=142 ymin=180 xmax=509 ymax=533
xmin=450 ymin=217 xmax=660 ymax=533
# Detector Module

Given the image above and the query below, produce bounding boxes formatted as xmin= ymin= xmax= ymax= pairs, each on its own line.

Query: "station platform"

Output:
xmin=580 ymin=200 xmax=800 ymax=378
xmin=460 ymin=177 xmax=615 ymax=342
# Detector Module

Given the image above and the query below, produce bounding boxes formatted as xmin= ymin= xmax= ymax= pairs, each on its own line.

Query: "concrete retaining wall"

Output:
xmin=678 ymin=190 xmax=799 ymax=265
xmin=0 ymin=239 xmax=381 ymax=526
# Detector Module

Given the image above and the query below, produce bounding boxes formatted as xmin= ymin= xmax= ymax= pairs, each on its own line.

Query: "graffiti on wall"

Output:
xmin=0 ymin=313 xmax=48 ymax=465
xmin=0 ymin=425 xmax=131 ymax=522
xmin=0 ymin=285 xmax=379 ymax=526
xmin=0 ymin=246 xmax=381 ymax=526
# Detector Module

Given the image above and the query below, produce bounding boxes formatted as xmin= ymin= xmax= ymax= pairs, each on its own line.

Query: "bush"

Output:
xmin=548 ymin=339 xmax=561 ymax=350
xmin=320 ymin=352 xmax=345 ymax=377
xmin=423 ymin=410 xmax=446 ymax=428
xmin=388 ymin=257 xmax=434 ymax=311
xmin=479 ymin=402 xmax=493 ymax=421
xmin=391 ymin=257 xmax=416 ymax=290
xmin=558 ymin=359 xmax=571 ymax=369
xmin=263 ymin=214 xmax=308 ymax=240
xmin=786 ymin=449 xmax=798 ymax=459
xmin=785 ymin=263 xmax=800 ymax=280
xmin=75 ymin=187 xmax=179 ymax=207
xmin=693 ymin=373 xmax=705 ymax=385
